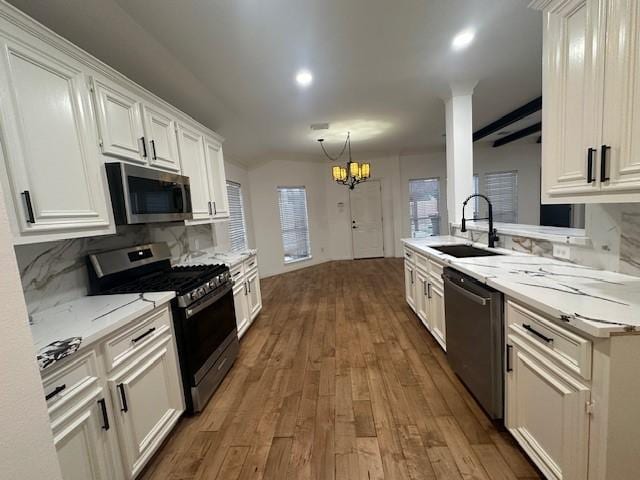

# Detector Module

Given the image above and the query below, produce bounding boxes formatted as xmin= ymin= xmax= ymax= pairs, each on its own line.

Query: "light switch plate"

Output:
xmin=553 ymin=243 xmax=571 ymax=260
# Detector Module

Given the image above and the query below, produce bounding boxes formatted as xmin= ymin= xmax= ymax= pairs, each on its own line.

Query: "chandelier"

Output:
xmin=318 ymin=132 xmax=371 ymax=189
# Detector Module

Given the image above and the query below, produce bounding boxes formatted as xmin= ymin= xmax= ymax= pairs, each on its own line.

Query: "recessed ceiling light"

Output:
xmin=452 ymin=29 xmax=475 ymax=51
xmin=295 ymin=69 xmax=313 ymax=87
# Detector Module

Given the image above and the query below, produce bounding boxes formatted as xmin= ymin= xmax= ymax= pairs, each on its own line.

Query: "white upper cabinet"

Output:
xmin=141 ymin=104 xmax=180 ymax=172
xmin=535 ymin=0 xmax=640 ymax=202
xmin=0 ymin=38 xmax=113 ymax=240
xmin=204 ymin=137 xmax=229 ymax=219
xmin=600 ymin=0 xmax=640 ymax=191
xmin=92 ymin=77 xmax=146 ymax=164
xmin=176 ymin=123 xmax=211 ymax=220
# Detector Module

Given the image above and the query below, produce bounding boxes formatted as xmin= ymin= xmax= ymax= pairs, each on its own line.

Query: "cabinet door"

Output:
xmin=176 ymin=123 xmax=211 ymax=220
xmin=52 ymin=391 xmax=114 ymax=480
xmin=415 ymin=269 xmax=429 ymax=329
xmin=506 ymin=335 xmax=590 ymax=480
xmin=109 ymin=338 xmax=183 ymax=478
xmin=92 ymin=77 xmax=146 ymax=164
xmin=404 ymin=261 xmax=416 ymax=311
xmin=0 ymin=40 xmax=112 ymax=235
xmin=428 ymin=282 xmax=446 ymax=350
xmin=141 ymin=104 xmax=180 ymax=172
xmin=600 ymin=0 xmax=640 ymax=191
xmin=233 ymin=282 xmax=250 ymax=339
xmin=246 ymin=270 xmax=262 ymax=320
xmin=541 ymin=0 xmax=606 ymax=199
xmin=204 ymin=138 xmax=229 ymax=219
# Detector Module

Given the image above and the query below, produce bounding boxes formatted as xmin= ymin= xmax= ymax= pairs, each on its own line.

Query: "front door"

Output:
xmin=350 ymin=180 xmax=384 ymax=259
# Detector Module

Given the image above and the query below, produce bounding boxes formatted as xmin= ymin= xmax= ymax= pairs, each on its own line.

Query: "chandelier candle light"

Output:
xmin=318 ymin=132 xmax=371 ymax=189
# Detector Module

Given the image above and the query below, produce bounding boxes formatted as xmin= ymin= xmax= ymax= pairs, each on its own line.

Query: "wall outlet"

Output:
xmin=553 ymin=243 xmax=571 ymax=260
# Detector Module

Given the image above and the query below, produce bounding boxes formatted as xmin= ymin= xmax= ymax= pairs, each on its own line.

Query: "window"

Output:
xmin=409 ymin=178 xmax=441 ymax=237
xmin=278 ymin=187 xmax=311 ymax=263
xmin=485 ymin=170 xmax=518 ymax=223
xmin=226 ymin=181 xmax=248 ymax=252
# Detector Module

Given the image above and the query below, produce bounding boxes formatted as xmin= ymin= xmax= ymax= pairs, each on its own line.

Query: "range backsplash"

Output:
xmin=452 ymin=203 xmax=640 ymax=277
xmin=16 ymin=223 xmax=217 ymax=316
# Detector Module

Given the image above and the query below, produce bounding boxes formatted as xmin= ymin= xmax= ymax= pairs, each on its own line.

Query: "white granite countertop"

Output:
xmin=178 ymin=248 xmax=257 ymax=268
xmin=451 ymin=220 xmax=591 ymax=246
xmin=403 ymin=236 xmax=640 ymax=338
xmin=31 ymin=292 xmax=175 ymax=371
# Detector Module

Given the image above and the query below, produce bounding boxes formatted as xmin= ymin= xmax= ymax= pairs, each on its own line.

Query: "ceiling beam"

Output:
xmin=473 ymin=96 xmax=542 ymax=142
xmin=492 ymin=122 xmax=542 ymax=148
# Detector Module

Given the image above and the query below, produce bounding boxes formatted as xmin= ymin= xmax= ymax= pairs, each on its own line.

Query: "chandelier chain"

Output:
xmin=319 ymin=132 xmax=351 ymax=162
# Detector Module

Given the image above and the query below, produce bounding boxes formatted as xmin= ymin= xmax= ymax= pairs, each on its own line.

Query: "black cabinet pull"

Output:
xmin=140 ymin=137 xmax=147 ymax=157
xmin=427 ymin=282 xmax=432 ymax=299
xmin=117 ymin=383 xmax=128 ymax=412
xmin=587 ymin=148 xmax=596 ymax=183
xmin=150 ymin=140 xmax=157 ymax=160
xmin=506 ymin=344 xmax=513 ymax=372
xmin=523 ymin=324 xmax=553 ymax=343
xmin=45 ymin=384 xmax=66 ymax=401
xmin=213 ymin=201 xmax=217 ymax=215
xmin=22 ymin=190 xmax=35 ymax=223
xmin=131 ymin=327 xmax=156 ymax=343
xmin=97 ymin=398 xmax=110 ymax=431
xmin=601 ymin=145 xmax=611 ymax=182
xmin=208 ymin=201 xmax=213 ymax=216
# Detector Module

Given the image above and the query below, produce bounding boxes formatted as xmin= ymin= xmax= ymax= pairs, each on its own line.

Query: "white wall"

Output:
xmin=213 ymin=159 xmax=256 ymax=251
xmin=0 ymin=185 xmax=62 ymax=479
xmin=248 ymin=159 xmax=330 ymax=277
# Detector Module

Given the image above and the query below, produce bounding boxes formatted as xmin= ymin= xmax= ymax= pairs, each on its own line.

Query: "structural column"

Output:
xmin=445 ymin=81 xmax=477 ymax=226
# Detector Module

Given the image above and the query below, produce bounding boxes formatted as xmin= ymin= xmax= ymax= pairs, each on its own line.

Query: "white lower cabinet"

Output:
xmin=428 ymin=281 xmax=446 ymax=350
xmin=108 ymin=336 xmax=183 ymax=479
xmin=414 ymin=269 xmax=429 ymax=327
xmin=404 ymin=259 xmax=416 ymax=310
xmin=42 ymin=304 xmax=184 ymax=480
xmin=232 ymin=255 xmax=262 ymax=339
xmin=52 ymin=387 xmax=114 ymax=480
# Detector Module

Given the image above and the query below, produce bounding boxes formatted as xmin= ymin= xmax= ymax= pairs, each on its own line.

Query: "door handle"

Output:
xmin=244 ymin=281 xmax=248 ymax=295
xmin=150 ymin=139 xmax=157 ymax=160
xmin=247 ymin=280 xmax=251 ymax=293
xmin=587 ymin=148 xmax=596 ymax=183
xmin=600 ymin=145 xmax=610 ymax=182
xmin=140 ymin=137 xmax=147 ymax=158
xmin=208 ymin=201 xmax=213 ymax=216
xmin=213 ymin=201 xmax=217 ymax=215
xmin=45 ymin=384 xmax=66 ymax=401
xmin=410 ymin=270 xmax=414 ymax=285
xmin=131 ymin=327 xmax=156 ymax=343
xmin=22 ymin=190 xmax=35 ymax=223
xmin=423 ymin=280 xmax=428 ymax=296
xmin=97 ymin=398 xmax=110 ymax=431
xmin=427 ymin=282 xmax=432 ymax=299
xmin=117 ymin=383 xmax=128 ymax=412
xmin=506 ymin=344 xmax=513 ymax=372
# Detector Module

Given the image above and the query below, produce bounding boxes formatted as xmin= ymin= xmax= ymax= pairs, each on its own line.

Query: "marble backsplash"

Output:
xmin=451 ymin=203 xmax=640 ymax=277
xmin=16 ymin=223 xmax=217 ymax=316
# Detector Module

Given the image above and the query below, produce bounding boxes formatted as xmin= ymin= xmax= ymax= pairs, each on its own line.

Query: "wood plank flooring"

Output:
xmin=140 ymin=258 xmax=540 ymax=480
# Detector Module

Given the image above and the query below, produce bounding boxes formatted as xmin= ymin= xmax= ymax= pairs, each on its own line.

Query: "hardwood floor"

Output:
xmin=140 ymin=258 xmax=540 ymax=480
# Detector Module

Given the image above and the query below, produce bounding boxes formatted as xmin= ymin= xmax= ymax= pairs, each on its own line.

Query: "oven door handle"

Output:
xmin=185 ymin=283 xmax=232 ymax=318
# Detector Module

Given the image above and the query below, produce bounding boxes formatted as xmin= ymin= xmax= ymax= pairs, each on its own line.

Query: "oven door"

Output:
xmin=106 ymin=162 xmax=193 ymax=224
xmin=182 ymin=284 xmax=237 ymax=385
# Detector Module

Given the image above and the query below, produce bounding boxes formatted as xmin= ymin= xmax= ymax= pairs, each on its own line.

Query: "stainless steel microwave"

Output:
xmin=105 ymin=162 xmax=193 ymax=224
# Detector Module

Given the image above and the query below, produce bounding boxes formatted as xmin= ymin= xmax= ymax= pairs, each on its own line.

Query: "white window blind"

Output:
xmin=485 ymin=171 xmax=518 ymax=223
xmin=409 ymin=178 xmax=440 ymax=237
xmin=226 ymin=181 xmax=248 ymax=252
xmin=278 ymin=187 xmax=311 ymax=263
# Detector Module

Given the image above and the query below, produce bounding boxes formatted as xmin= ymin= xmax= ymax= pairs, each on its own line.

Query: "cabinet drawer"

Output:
xmin=403 ymin=247 xmax=416 ymax=264
xmin=428 ymin=259 xmax=444 ymax=286
xmin=507 ymin=300 xmax=592 ymax=380
xmin=103 ymin=305 xmax=172 ymax=372
xmin=230 ymin=263 xmax=244 ymax=284
xmin=244 ymin=256 xmax=258 ymax=272
xmin=415 ymin=252 xmax=429 ymax=273
xmin=42 ymin=349 xmax=100 ymax=415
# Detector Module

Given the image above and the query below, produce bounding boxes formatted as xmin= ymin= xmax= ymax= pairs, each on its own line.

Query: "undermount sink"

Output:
xmin=431 ymin=244 xmax=504 ymax=258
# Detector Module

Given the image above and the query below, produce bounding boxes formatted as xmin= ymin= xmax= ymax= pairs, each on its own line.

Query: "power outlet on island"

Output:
xmin=553 ymin=243 xmax=571 ymax=260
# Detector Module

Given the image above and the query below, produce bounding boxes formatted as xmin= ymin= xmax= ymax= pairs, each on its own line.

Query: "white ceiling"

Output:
xmin=7 ymin=0 xmax=542 ymax=165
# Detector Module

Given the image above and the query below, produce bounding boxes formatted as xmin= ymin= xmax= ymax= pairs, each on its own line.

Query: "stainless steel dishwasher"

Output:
xmin=443 ymin=267 xmax=504 ymax=420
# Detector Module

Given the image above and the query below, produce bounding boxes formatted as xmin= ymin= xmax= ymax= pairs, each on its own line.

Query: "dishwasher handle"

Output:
xmin=444 ymin=277 xmax=489 ymax=306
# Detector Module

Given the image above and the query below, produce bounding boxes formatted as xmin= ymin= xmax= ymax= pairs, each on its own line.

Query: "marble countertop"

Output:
xmin=450 ymin=220 xmax=591 ymax=246
xmin=178 ymin=248 xmax=257 ymax=268
xmin=31 ymin=292 xmax=175 ymax=371
xmin=403 ymin=236 xmax=640 ymax=337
